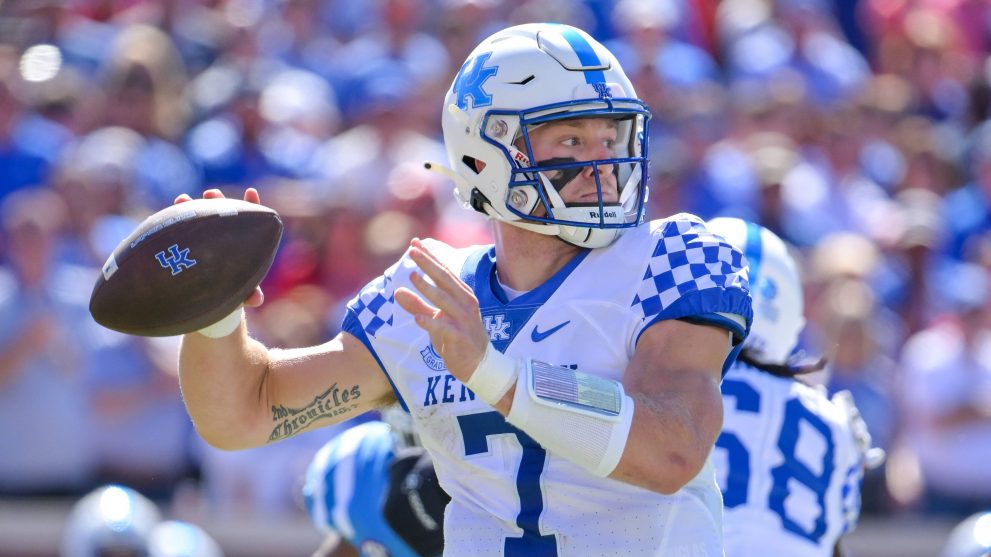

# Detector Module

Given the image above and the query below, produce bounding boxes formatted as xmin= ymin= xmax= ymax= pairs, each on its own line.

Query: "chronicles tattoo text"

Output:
xmin=268 ymin=383 xmax=361 ymax=442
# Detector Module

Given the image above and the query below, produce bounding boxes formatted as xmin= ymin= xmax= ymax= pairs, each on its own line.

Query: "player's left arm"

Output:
xmin=609 ymin=318 xmax=729 ymax=494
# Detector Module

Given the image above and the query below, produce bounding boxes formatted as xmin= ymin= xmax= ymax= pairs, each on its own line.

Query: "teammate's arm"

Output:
xmin=176 ymin=189 xmax=397 ymax=451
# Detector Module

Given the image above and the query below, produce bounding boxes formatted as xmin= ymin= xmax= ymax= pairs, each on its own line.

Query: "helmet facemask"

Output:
xmin=479 ymin=101 xmax=650 ymax=248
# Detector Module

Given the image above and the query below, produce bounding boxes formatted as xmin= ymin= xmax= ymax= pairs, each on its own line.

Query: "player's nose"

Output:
xmin=580 ymin=151 xmax=614 ymax=178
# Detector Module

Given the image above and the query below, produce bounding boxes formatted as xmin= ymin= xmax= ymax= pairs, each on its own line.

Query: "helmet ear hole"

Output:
xmin=462 ymin=156 xmax=484 ymax=175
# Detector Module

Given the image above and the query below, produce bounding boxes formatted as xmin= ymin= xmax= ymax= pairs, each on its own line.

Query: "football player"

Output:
xmin=708 ymin=217 xmax=883 ymax=557
xmin=177 ymin=23 xmax=752 ymax=556
xmin=301 ymin=406 xmax=448 ymax=557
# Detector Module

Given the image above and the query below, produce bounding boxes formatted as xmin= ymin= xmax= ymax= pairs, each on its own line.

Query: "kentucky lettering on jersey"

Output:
xmin=423 ymin=374 xmax=476 ymax=406
xmin=341 ymin=215 xmax=752 ymax=557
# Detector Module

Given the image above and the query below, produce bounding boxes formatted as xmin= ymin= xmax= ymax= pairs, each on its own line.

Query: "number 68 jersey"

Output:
xmin=342 ymin=216 xmax=752 ymax=557
xmin=714 ymin=362 xmax=865 ymax=557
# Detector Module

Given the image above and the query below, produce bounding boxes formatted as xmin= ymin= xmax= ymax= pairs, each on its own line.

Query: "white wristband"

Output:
xmin=464 ymin=343 xmax=520 ymax=406
xmin=507 ymin=360 xmax=635 ymax=477
xmin=197 ymin=307 xmax=244 ymax=339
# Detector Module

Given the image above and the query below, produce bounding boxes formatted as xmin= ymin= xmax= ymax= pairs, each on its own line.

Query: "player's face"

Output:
xmin=525 ymin=117 xmax=620 ymax=204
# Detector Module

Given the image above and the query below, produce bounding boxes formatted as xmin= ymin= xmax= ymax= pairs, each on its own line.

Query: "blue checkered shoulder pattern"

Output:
xmin=348 ymin=274 xmax=395 ymax=338
xmin=632 ymin=218 xmax=749 ymax=321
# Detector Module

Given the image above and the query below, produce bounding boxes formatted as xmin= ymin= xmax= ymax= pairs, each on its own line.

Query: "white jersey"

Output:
xmin=714 ymin=362 xmax=864 ymax=557
xmin=343 ymin=215 xmax=752 ymax=557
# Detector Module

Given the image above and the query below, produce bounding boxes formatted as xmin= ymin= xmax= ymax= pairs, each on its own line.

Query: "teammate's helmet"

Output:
xmin=61 ymin=485 xmax=162 ymax=557
xmin=941 ymin=511 xmax=991 ymax=557
xmin=439 ymin=23 xmax=651 ymax=249
xmin=148 ymin=520 xmax=224 ymax=557
xmin=707 ymin=218 xmax=805 ymax=364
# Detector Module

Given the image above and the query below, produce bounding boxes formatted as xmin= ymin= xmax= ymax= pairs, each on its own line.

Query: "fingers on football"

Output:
xmin=203 ymin=189 xmax=225 ymax=199
xmin=174 ymin=193 xmax=193 ymax=204
xmin=244 ymin=187 xmax=261 ymax=204
xmin=245 ymin=287 xmax=264 ymax=308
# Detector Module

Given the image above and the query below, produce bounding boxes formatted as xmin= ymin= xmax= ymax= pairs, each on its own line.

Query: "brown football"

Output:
xmin=89 ymin=198 xmax=283 ymax=336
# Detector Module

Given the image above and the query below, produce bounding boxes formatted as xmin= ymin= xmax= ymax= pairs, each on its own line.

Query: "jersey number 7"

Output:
xmin=458 ymin=411 xmax=559 ymax=557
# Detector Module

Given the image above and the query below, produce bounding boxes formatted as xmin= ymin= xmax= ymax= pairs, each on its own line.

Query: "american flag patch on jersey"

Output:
xmin=530 ymin=360 xmax=623 ymax=418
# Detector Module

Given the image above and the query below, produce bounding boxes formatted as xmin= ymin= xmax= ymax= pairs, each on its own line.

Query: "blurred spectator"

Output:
xmin=882 ymin=188 xmax=952 ymax=335
xmin=606 ymin=0 xmax=720 ymax=122
xmin=93 ymin=24 xmax=202 ymax=210
xmin=185 ymin=67 xmax=341 ymax=187
xmin=0 ymin=187 xmax=95 ymax=496
xmin=899 ymin=263 xmax=991 ymax=517
xmin=944 ymin=121 xmax=991 ymax=260
xmin=0 ymin=46 xmax=51 ymax=201
xmin=333 ymin=0 xmax=449 ymax=123
xmin=817 ymin=277 xmax=899 ymax=514
xmin=311 ymin=61 xmax=445 ymax=210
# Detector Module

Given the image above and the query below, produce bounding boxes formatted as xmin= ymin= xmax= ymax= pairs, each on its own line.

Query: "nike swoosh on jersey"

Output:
xmin=531 ymin=320 xmax=571 ymax=342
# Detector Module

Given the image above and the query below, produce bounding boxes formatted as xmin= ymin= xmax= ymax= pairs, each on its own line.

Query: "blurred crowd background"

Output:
xmin=2 ymin=0 xmax=991 ymax=549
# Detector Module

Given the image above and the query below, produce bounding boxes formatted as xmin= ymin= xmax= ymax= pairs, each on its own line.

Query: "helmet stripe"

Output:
xmin=744 ymin=222 xmax=763 ymax=291
xmin=558 ymin=27 xmax=605 ymax=84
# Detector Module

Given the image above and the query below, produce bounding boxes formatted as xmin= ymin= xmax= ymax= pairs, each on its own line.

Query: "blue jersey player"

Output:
xmin=301 ymin=409 xmax=448 ymax=557
xmin=176 ymin=23 xmax=752 ymax=556
xmin=707 ymin=218 xmax=883 ymax=557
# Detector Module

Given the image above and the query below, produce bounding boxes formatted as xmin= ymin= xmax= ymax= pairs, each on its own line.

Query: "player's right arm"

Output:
xmin=176 ymin=189 xmax=397 ymax=451
xmin=179 ymin=328 xmax=396 ymax=450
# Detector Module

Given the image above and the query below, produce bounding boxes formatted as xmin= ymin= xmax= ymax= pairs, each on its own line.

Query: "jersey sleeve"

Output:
xmin=341 ymin=254 xmax=409 ymax=409
xmin=632 ymin=214 xmax=753 ymax=344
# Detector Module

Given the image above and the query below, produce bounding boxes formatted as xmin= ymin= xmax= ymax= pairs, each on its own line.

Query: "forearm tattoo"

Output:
xmin=268 ymin=383 xmax=361 ymax=442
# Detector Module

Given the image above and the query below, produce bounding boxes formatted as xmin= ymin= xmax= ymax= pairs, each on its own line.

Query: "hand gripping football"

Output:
xmin=89 ymin=198 xmax=283 ymax=336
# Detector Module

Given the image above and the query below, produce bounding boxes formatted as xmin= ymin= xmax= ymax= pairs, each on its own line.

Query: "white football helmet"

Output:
xmin=61 ymin=485 xmax=162 ymax=557
xmin=707 ymin=218 xmax=805 ymax=364
xmin=434 ymin=23 xmax=651 ymax=249
xmin=942 ymin=511 xmax=991 ymax=557
xmin=148 ymin=520 xmax=224 ymax=557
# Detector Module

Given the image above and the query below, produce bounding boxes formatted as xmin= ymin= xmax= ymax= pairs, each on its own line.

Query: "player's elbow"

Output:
xmin=648 ymin=451 xmax=707 ymax=494
xmin=183 ymin=397 xmax=271 ymax=451
xmin=188 ymin=416 xmax=261 ymax=451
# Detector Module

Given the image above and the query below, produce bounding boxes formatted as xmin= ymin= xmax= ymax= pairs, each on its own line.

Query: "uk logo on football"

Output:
xmin=155 ymin=244 xmax=197 ymax=275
